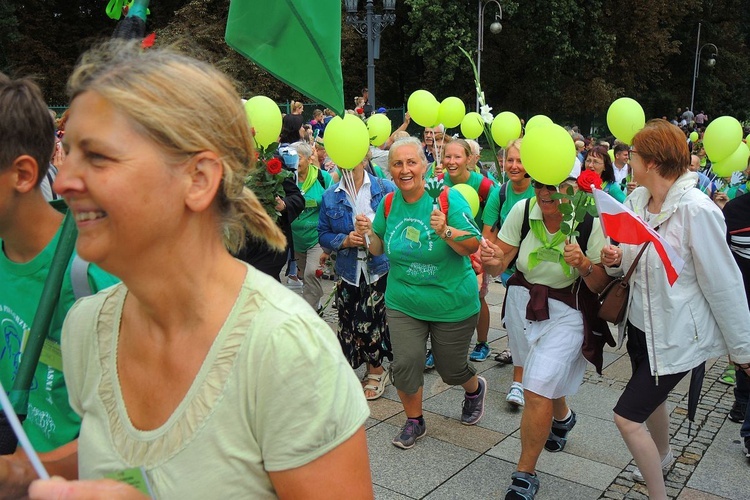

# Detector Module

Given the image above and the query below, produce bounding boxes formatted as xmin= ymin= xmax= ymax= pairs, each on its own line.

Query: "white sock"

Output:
xmin=555 ymin=409 xmax=572 ymax=423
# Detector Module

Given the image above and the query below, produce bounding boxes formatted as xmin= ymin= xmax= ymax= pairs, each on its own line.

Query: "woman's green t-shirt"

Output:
xmin=372 ymin=189 xmax=480 ymax=322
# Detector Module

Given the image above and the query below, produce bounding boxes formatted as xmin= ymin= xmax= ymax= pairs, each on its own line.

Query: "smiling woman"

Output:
xmin=480 ymin=168 xmax=612 ymax=500
xmin=354 ymin=137 xmax=487 ymax=450
xmin=11 ymin=40 xmax=374 ymax=500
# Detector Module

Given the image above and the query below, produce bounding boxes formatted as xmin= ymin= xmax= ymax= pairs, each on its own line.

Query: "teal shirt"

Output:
xmin=482 ymin=182 xmax=536 ymax=230
xmin=603 ymin=181 xmax=627 ymax=203
xmin=0 ymin=225 xmax=119 ymax=451
xmin=443 ymin=171 xmax=498 ymax=227
xmin=292 ymin=169 xmax=333 ymax=251
xmin=372 ymin=189 xmax=480 ymax=322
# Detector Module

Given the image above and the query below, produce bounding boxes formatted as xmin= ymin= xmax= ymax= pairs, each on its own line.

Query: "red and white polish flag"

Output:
xmin=592 ymin=188 xmax=685 ymax=286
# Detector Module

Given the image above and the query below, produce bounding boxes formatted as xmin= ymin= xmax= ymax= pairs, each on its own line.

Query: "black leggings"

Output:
xmin=613 ymin=322 xmax=688 ymax=423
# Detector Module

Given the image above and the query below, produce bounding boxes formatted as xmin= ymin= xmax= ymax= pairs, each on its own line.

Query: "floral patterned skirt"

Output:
xmin=336 ymin=273 xmax=392 ymax=369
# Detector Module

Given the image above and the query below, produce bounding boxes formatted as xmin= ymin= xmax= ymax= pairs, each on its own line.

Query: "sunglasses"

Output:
xmin=532 ymin=181 xmax=558 ymax=191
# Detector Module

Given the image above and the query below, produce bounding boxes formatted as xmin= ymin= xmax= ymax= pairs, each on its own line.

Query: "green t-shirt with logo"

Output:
xmin=372 ymin=189 xmax=480 ymax=322
xmin=0 ymin=225 xmax=119 ymax=451
xmin=291 ymin=169 xmax=333 ymax=251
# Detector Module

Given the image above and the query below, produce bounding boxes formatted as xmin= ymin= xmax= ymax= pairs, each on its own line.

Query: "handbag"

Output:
xmin=598 ymin=243 xmax=649 ymax=324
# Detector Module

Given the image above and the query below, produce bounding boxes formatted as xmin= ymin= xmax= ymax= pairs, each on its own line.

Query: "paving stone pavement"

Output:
xmin=298 ymin=276 xmax=750 ymax=499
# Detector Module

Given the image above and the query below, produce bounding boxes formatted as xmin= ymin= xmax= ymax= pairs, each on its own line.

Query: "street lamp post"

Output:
xmin=690 ymin=22 xmax=718 ymax=115
xmin=345 ymin=0 xmax=396 ymax=112
xmin=476 ymin=0 xmax=503 ymax=112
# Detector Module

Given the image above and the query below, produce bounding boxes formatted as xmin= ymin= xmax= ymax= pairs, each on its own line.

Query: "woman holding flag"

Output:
xmin=599 ymin=119 xmax=750 ymax=500
xmin=355 ymin=137 xmax=487 ymax=450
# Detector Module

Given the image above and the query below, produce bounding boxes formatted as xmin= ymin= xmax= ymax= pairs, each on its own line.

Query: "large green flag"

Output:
xmin=225 ymin=1 xmax=344 ymax=115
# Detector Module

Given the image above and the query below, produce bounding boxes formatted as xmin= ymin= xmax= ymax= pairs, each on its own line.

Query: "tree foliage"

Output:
xmin=2 ymin=0 xmax=749 ymax=127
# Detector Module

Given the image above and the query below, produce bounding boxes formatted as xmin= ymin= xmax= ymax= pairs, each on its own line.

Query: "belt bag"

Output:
xmin=598 ymin=243 xmax=649 ymax=324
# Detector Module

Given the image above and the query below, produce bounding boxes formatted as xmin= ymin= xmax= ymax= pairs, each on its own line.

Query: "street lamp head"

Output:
xmin=707 ymin=56 xmax=716 ymax=67
xmin=489 ymin=21 xmax=502 ymax=34
xmin=383 ymin=0 xmax=396 ymax=11
xmin=344 ymin=0 xmax=358 ymax=14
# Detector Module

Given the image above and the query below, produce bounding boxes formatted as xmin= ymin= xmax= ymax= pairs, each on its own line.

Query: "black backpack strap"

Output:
xmin=576 ymin=213 xmax=594 ymax=255
xmin=506 ymin=197 xmax=531 ymax=270
xmin=491 ymin=182 xmax=508 ymax=232
xmin=317 ymin=168 xmax=326 ymax=188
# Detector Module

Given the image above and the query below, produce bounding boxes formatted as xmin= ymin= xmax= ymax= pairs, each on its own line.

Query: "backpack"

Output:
xmin=505 ymin=198 xmax=594 ymax=271
xmin=384 ymin=186 xmax=450 ymax=218
xmin=437 ymin=174 xmax=494 ymax=207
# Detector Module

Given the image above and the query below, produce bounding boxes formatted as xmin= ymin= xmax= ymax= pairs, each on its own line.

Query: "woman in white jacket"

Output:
xmin=601 ymin=119 xmax=750 ymax=500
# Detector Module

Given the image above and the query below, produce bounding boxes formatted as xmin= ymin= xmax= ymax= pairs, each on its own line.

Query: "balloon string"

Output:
xmin=342 ymin=170 xmax=370 ymax=247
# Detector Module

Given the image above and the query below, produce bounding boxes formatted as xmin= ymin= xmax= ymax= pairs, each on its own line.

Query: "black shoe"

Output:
xmin=744 ymin=437 xmax=750 ymax=458
xmin=729 ymin=401 xmax=747 ymax=423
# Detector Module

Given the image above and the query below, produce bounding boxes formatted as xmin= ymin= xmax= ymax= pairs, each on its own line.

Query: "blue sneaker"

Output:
xmin=425 ymin=349 xmax=435 ymax=370
xmin=469 ymin=342 xmax=491 ymax=362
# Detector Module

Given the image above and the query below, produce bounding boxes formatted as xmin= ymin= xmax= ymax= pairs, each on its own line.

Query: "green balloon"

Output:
xmin=325 ymin=114 xmax=370 ymax=170
xmin=704 ymin=116 xmax=743 ymax=163
xmin=244 ymin=96 xmax=282 ymax=148
xmin=407 ymin=90 xmax=440 ymax=127
xmin=606 ymin=97 xmax=645 ymax=146
xmin=367 ymin=114 xmax=392 ymax=147
xmin=460 ymin=112 xmax=485 ymax=139
xmin=525 ymin=115 xmax=553 ymax=131
xmin=520 ymin=123 xmax=576 ymax=185
xmin=608 ymin=149 xmax=615 ymax=162
xmin=711 ymin=142 xmax=750 ymax=177
xmin=689 ymin=131 xmax=699 ymax=143
xmin=452 ymin=184 xmax=480 ymax=217
xmin=437 ymin=97 xmax=466 ymax=129
xmin=491 ymin=111 xmax=522 ymax=147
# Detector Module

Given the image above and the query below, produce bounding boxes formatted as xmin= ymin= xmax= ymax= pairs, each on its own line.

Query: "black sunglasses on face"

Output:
xmin=532 ymin=180 xmax=558 ymax=191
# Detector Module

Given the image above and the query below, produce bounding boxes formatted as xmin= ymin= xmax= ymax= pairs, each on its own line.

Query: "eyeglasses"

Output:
xmin=629 ymin=149 xmax=638 ymax=161
xmin=585 ymin=158 xmax=604 ymax=165
xmin=532 ymin=180 xmax=558 ymax=191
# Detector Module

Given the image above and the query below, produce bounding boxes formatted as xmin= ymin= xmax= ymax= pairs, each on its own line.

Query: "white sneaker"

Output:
xmin=285 ymin=276 xmax=303 ymax=289
xmin=506 ymin=382 xmax=524 ymax=407
xmin=632 ymin=450 xmax=675 ymax=483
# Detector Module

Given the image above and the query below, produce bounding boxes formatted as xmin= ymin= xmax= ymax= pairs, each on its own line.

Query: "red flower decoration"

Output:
xmin=266 ymin=158 xmax=283 ymax=175
xmin=577 ymin=170 xmax=603 ymax=193
xmin=315 ymin=269 xmax=323 ymax=278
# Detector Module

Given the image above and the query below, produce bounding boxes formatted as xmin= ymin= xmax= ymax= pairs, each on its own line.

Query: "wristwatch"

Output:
xmin=442 ymin=227 xmax=453 ymax=239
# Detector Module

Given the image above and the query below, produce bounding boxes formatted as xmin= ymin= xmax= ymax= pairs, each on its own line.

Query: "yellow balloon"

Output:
xmin=460 ymin=112 xmax=485 ymax=139
xmin=407 ymin=90 xmax=440 ymax=127
xmin=324 ymin=115 xmax=370 ymax=170
xmin=525 ymin=115 xmax=553 ymax=131
xmin=606 ymin=97 xmax=645 ymax=145
xmin=520 ymin=124 xmax=576 ymax=185
xmin=437 ymin=97 xmax=466 ymax=128
xmin=704 ymin=116 xmax=743 ymax=163
xmin=367 ymin=114 xmax=392 ymax=147
xmin=711 ymin=142 xmax=750 ymax=177
xmin=452 ymin=184 xmax=480 ymax=217
xmin=491 ymin=111 xmax=522 ymax=147
xmin=244 ymin=96 xmax=282 ymax=149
